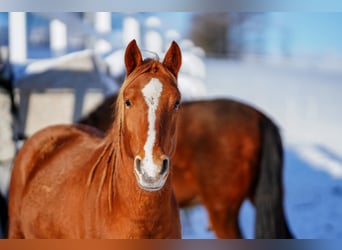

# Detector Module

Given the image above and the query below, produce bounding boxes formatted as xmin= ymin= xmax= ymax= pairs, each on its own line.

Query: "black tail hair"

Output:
xmin=254 ymin=116 xmax=294 ymax=238
xmin=0 ymin=193 xmax=8 ymax=238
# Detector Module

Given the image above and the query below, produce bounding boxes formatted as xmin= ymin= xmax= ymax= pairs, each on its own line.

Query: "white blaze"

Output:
xmin=141 ymin=78 xmax=163 ymax=177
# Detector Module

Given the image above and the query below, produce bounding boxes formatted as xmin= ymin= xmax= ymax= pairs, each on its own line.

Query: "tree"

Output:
xmin=190 ymin=13 xmax=229 ymax=57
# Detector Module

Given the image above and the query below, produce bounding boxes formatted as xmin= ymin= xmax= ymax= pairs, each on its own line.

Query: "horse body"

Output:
xmin=174 ymin=99 xmax=291 ymax=238
xmin=173 ymin=99 xmax=261 ymax=204
xmin=173 ymin=99 xmax=268 ymax=238
xmin=79 ymin=96 xmax=293 ymax=238
xmin=8 ymin=40 xmax=182 ymax=239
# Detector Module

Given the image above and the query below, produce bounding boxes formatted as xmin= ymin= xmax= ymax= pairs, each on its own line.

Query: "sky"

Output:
xmin=0 ymin=12 xmax=8 ymax=27
xmin=266 ymin=12 xmax=342 ymax=56
xmin=128 ymin=12 xmax=342 ymax=57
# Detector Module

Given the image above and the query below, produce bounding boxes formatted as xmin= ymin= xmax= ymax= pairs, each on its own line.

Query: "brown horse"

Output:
xmin=8 ymin=40 xmax=183 ymax=239
xmin=79 ymin=94 xmax=294 ymax=239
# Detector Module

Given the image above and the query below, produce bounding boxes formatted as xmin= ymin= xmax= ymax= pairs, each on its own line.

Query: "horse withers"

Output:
xmin=8 ymin=40 xmax=183 ymax=238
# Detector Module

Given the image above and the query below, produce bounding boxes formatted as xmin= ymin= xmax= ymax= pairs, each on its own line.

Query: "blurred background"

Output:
xmin=0 ymin=12 xmax=342 ymax=238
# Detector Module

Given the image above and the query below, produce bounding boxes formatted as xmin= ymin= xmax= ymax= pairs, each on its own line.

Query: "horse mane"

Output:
xmin=86 ymin=58 xmax=177 ymax=211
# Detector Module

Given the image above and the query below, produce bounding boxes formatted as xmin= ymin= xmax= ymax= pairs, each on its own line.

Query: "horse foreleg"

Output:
xmin=206 ymin=205 xmax=242 ymax=239
xmin=8 ymin=222 xmax=24 ymax=239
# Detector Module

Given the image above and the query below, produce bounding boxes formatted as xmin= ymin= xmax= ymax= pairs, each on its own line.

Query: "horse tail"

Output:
xmin=254 ymin=116 xmax=294 ymax=238
xmin=0 ymin=193 xmax=8 ymax=238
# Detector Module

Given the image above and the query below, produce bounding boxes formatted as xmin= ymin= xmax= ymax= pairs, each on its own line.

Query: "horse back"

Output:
xmin=177 ymin=98 xmax=264 ymax=164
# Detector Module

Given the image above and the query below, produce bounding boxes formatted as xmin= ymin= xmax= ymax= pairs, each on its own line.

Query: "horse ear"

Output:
xmin=124 ymin=39 xmax=143 ymax=76
xmin=162 ymin=41 xmax=182 ymax=78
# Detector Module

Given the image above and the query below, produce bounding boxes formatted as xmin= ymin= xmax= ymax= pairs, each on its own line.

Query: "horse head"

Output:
xmin=117 ymin=39 xmax=182 ymax=191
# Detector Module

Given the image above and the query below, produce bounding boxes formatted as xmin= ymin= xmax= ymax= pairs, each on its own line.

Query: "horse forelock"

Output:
xmin=123 ymin=59 xmax=177 ymax=90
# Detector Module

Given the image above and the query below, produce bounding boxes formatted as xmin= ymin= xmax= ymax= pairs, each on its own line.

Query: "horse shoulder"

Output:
xmin=9 ymin=124 xmax=105 ymax=237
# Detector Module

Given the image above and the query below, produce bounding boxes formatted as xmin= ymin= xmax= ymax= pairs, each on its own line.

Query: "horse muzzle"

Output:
xmin=134 ymin=155 xmax=170 ymax=191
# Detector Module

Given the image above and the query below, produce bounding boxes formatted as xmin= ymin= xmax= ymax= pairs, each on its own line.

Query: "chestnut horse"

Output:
xmin=79 ymin=95 xmax=294 ymax=239
xmin=8 ymin=40 xmax=182 ymax=238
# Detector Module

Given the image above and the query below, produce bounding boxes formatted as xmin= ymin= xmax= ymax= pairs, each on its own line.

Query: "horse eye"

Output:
xmin=173 ymin=100 xmax=180 ymax=110
xmin=125 ymin=99 xmax=131 ymax=108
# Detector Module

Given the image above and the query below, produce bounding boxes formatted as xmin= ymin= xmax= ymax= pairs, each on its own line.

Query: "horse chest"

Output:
xmin=98 ymin=215 xmax=177 ymax=239
xmin=94 ymin=198 xmax=180 ymax=239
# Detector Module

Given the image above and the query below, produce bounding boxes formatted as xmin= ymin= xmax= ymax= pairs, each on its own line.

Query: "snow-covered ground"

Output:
xmin=180 ymin=57 xmax=342 ymax=239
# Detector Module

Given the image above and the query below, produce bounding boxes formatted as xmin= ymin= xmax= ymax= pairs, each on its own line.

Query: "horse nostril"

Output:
xmin=135 ymin=156 xmax=142 ymax=174
xmin=160 ymin=157 xmax=169 ymax=175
